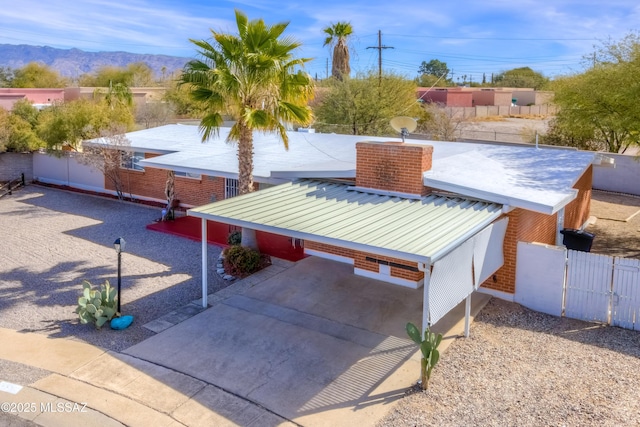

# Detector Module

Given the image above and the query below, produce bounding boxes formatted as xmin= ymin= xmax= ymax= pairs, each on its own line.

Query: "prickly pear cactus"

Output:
xmin=406 ymin=322 xmax=443 ymax=390
xmin=75 ymin=280 xmax=119 ymax=329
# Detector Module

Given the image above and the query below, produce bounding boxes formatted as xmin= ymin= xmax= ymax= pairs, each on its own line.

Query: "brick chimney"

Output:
xmin=355 ymin=141 xmax=433 ymax=196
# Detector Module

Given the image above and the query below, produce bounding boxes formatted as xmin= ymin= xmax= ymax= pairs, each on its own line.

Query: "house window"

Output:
xmin=258 ymin=182 xmax=275 ymax=191
xmin=121 ymin=151 xmax=145 ymax=171
xmin=225 ymin=178 xmax=239 ymax=199
xmin=174 ymin=171 xmax=202 ymax=180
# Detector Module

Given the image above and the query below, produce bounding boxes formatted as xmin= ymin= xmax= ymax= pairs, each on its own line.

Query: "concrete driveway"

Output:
xmin=125 ymin=256 xmax=426 ymax=426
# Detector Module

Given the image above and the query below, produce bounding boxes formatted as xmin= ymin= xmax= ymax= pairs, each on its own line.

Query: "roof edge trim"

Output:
xmin=187 ymin=210 xmax=431 ymax=265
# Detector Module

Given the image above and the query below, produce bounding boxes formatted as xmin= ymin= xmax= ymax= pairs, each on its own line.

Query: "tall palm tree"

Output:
xmin=181 ymin=10 xmax=314 ymax=247
xmin=323 ymin=22 xmax=353 ymax=81
xmin=182 ymin=10 xmax=314 ymax=195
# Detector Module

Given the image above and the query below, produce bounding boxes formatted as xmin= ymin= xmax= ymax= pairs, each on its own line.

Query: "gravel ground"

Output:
xmin=459 ymin=117 xmax=550 ymax=144
xmin=587 ymin=190 xmax=640 ymax=259
xmin=379 ymin=298 xmax=640 ymax=427
xmin=0 ymin=185 xmax=228 ymax=352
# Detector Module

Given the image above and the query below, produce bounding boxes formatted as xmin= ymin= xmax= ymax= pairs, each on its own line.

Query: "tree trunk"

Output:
xmin=236 ymin=121 xmax=258 ymax=249
xmin=241 ymin=227 xmax=258 ymax=249
xmin=164 ymin=170 xmax=176 ymax=220
xmin=237 ymin=121 xmax=254 ymax=196
xmin=332 ymin=42 xmax=350 ymax=81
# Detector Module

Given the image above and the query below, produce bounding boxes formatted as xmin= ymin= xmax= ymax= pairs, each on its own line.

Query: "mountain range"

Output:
xmin=0 ymin=44 xmax=190 ymax=79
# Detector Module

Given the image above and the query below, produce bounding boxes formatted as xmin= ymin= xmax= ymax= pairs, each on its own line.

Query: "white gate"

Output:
xmin=565 ymin=250 xmax=613 ymax=324
xmin=612 ymin=258 xmax=640 ymax=330
xmin=516 ymin=243 xmax=640 ymax=331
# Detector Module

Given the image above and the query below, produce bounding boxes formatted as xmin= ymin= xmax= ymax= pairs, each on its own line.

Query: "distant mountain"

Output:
xmin=0 ymin=44 xmax=190 ymax=80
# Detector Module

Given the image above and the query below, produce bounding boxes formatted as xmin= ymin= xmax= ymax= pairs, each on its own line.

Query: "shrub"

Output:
xmin=223 ymin=245 xmax=262 ymax=276
xmin=75 ymin=280 xmax=118 ymax=329
xmin=227 ymin=230 xmax=242 ymax=246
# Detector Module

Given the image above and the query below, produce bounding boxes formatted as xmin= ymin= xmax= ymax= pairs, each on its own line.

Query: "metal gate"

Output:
xmin=565 ymin=250 xmax=640 ymax=330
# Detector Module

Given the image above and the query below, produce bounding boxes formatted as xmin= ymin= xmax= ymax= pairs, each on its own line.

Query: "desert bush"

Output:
xmin=227 ymin=230 xmax=242 ymax=246
xmin=223 ymin=245 xmax=262 ymax=276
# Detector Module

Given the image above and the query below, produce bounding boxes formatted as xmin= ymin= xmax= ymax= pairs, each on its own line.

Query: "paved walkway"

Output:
xmin=1 ymin=257 xmax=490 ymax=427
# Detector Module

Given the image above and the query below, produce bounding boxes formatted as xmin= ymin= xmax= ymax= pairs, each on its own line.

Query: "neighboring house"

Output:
xmin=64 ymin=87 xmax=167 ymax=106
xmin=471 ymin=88 xmax=513 ymax=107
xmin=417 ymin=87 xmax=554 ymax=107
xmin=0 ymin=88 xmax=65 ymax=110
xmin=85 ymin=124 xmax=599 ymax=310
xmin=0 ymin=87 xmax=167 ymax=111
xmin=417 ymin=87 xmax=473 ymax=107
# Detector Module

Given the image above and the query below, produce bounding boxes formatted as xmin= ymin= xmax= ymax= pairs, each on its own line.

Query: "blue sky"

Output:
xmin=1 ymin=0 xmax=638 ymax=80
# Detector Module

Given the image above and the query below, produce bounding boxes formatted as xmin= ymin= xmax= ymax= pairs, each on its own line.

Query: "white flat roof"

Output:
xmin=93 ymin=124 xmax=595 ymax=214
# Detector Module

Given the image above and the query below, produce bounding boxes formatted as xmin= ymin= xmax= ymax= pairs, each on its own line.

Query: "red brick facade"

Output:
xmin=564 ymin=165 xmax=592 ymax=229
xmin=305 ymin=241 xmax=424 ymax=283
xmin=356 ymin=142 xmax=433 ymax=196
xmin=108 ymin=144 xmax=592 ymax=293
xmin=483 ymin=165 xmax=592 ymax=294
xmin=106 ymin=153 xmax=225 ymax=207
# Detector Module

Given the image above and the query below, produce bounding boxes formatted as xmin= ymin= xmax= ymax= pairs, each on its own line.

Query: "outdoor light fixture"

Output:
xmin=113 ymin=237 xmax=126 ymax=313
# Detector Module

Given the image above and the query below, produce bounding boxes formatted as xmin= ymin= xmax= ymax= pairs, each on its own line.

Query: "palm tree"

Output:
xmin=181 ymin=10 xmax=314 ymax=246
xmin=323 ymin=22 xmax=353 ymax=81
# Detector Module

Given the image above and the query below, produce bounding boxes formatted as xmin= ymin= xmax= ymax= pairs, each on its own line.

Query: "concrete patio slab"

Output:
xmin=123 ymin=257 xmax=430 ymax=426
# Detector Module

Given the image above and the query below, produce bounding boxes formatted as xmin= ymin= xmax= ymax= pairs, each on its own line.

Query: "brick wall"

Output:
xmin=105 ymin=153 xmax=225 ymax=206
xmin=564 ymin=165 xmax=592 ymax=229
xmin=305 ymin=241 xmax=424 ymax=283
xmin=305 ymin=241 xmax=354 ymax=260
xmin=482 ymin=208 xmax=557 ymax=294
xmin=355 ymin=142 xmax=432 ymax=195
xmin=482 ymin=166 xmax=592 ymax=294
xmin=0 ymin=152 xmax=33 ymax=182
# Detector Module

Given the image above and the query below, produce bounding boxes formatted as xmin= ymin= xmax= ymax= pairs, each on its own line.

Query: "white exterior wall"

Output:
xmin=33 ymin=152 xmax=105 ymax=193
xmin=593 ymin=154 xmax=640 ymax=196
xmin=514 ymin=242 xmax=566 ymax=317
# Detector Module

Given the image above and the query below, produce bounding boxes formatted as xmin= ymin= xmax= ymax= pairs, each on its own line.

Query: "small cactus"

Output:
xmin=406 ymin=322 xmax=443 ymax=390
xmin=75 ymin=280 xmax=119 ymax=329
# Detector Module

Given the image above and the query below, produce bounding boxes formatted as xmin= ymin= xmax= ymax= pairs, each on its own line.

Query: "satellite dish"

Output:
xmin=390 ymin=116 xmax=417 ymax=142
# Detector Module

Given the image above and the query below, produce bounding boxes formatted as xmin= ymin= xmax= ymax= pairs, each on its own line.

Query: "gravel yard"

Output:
xmin=587 ymin=190 xmax=640 ymax=259
xmin=380 ymin=298 xmax=640 ymax=427
xmin=3 ymin=183 xmax=640 ymax=427
xmin=379 ymin=190 xmax=640 ymax=427
xmin=0 ymin=185 xmax=228 ymax=352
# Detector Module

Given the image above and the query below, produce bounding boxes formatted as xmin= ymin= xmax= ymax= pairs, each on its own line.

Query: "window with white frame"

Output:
xmin=121 ymin=151 xmax=145 ymax=171
xmin=174 ymin=171 xmax=202 ymax=180
xmin=225 ymin=178 xmax=239 ymax=199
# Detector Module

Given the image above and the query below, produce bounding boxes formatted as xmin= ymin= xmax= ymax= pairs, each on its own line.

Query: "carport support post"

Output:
xmin=422 ymin=269 xmax=431 ymax=334
xmin=464 ymin=294 xmax=471 ymax=338
xmin=201 ymin=218 xmax=208 ymax=308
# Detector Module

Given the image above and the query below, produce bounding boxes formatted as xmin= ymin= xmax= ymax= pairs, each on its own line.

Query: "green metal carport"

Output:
xmin=189 ymin=179 xmax=508 ymax=333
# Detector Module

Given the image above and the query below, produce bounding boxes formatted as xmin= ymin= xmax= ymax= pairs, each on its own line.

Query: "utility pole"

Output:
xmin=367 ymin=30 xmax=394 ymax=85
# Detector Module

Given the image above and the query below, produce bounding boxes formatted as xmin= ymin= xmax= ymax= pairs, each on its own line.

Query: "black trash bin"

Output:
xmin=560 ymin=228 xmax=595 ymax=252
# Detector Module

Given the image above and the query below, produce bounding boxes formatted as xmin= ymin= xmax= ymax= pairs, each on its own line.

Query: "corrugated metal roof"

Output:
xmin=188 ymin=179 xmax=503 ymax=264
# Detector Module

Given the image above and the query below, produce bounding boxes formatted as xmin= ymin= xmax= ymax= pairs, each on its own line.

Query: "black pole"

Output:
xmin=117 ymin=251 xmax=122 ymax=313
